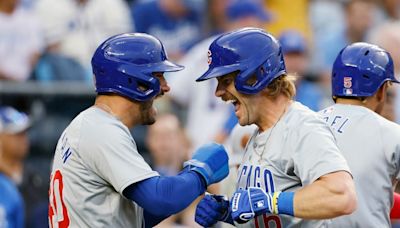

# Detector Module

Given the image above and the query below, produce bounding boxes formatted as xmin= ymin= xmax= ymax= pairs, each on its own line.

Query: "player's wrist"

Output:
xmin=218 ymin=198 xmax=234 ymax=225
xmin=273 ymin=191 xmax=294 ymax=216
xmin=183 ymin=159 xmax=212 ymax=186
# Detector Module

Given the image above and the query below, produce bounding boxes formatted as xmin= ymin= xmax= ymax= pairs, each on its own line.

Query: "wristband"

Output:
xmin=276 ymin=191 xmax=295 ymax=216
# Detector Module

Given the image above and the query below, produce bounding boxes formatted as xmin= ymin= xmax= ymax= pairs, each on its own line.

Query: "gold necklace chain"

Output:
xmin=257 ymin=103 xmax=289 ymax=164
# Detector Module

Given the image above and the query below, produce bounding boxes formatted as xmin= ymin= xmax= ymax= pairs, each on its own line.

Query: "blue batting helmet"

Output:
xmin=196 ymin=27 xmax=286 ymax=94
xmin=92 ymin=33 xmax=184 ymax=102
xmin=332 ymin=42 xmax=399 ymax=97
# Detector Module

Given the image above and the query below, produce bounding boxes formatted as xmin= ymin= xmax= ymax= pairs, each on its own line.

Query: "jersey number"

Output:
xmin=49 ymin=170 xmax=70 ymax=228
xmin=255 ymin=214 xmax=282 ymax=228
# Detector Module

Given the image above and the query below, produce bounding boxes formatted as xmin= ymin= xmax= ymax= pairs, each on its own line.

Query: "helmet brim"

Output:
xmin=158 ymin=60 xmax=185 ymax=72
xmin=196 ymin=64 xmax=241 ymax=82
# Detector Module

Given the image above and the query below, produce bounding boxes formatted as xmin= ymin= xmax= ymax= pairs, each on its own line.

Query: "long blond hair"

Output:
xmin=264 ymin=74 xmax=296 ymax=99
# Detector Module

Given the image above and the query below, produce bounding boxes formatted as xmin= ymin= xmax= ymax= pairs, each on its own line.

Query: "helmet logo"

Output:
xmin=343 ymin=77 xmax=353 ymax=95
xmin=207 ymin=50 xmax=212 ymax=65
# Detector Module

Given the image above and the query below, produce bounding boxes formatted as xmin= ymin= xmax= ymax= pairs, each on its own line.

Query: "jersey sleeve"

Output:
xmin=79 ymin=121 xmax=159 ymax=194
xmin=292 ymin=120 xmax=351 ymax=185
xmin=382 ymin=121 xmax=400 ymax=181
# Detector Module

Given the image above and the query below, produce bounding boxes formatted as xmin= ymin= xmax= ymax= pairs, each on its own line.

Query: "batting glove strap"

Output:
xmin=213 ymin=195 xmax=234 ymax=224
xmin=183 ymin=159 xmax=213 ymax=185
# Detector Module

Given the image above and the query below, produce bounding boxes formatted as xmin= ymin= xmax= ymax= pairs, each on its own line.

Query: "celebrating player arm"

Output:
xmin=122 ymin=143 xmax=229 ymax=228
xmin=197 ymin=171 xmax=355 ymax=226
xmin=291 ymin=171 xmax=355 ymax=218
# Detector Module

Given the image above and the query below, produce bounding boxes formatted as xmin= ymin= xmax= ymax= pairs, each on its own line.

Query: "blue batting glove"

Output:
xmin=195 ymin=194 xmax=233 ymax=227
xmin=231 ymin=187 xmax=273 ymax=224
xmin=184 ymin=143 xmax=229 ymax=186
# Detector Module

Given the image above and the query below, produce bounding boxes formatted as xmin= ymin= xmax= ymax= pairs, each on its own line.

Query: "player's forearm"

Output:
xmin=293 ymin=171 xmax=357 ymax=219
xmin=123 ymin=170 xmax=206 ymax=217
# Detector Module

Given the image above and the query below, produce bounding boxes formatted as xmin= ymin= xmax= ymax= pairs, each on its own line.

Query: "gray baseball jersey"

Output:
xmin=48 ymin=107 xmax=159 ymax=227
xmin=234 ymin=102 xmax=351 ymax=228
xmin=320 ymin=104 xmax=400 ymax=227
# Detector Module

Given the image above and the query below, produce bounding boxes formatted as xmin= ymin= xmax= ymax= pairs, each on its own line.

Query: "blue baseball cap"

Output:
xmin=278 ymin=30 xmax=307 ymax=54
xmin=226 ymin=0 xmax=271 ymax=22
xmin=0 ymin=106 xmax=30 ymax=134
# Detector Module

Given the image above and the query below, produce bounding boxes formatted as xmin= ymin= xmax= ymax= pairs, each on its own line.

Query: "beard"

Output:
xmin=139 ymin=100 xmax=156 ymax=125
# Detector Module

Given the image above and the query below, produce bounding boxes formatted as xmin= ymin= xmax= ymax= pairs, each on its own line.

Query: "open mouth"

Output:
xmin=155 ymin=92 xmax=164 ymax=99
xmin=226 ymin=98 xmax=240 ymax=113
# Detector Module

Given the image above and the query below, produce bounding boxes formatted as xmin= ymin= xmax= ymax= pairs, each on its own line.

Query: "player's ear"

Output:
xmin=376 ymin=82 xmax=388 ymax=103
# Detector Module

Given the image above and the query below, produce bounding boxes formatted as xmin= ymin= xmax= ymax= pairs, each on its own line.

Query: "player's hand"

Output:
xmin=184 ymin=143 xmax=229 ymax=186
xmin=195 ymin=194 xmax=232 ymax=227
xmin=231 ymin=187 xmax=273 ymax=223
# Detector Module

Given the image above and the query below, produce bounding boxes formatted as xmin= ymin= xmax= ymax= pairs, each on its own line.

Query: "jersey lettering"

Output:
xmin=322 ymin=115 xmax=350 ymax=134
xmin=59 ymin=135 xmax=73 ymax=164
xmin=49 ymin=170 xmax=70 ymax=228
xmin=237 ymin=165 xmax=275 ymax=192
xmin=238 ymin=165 xmax=282 ymax=227
xmin=254 ymin=214 xmax=282 ymax=228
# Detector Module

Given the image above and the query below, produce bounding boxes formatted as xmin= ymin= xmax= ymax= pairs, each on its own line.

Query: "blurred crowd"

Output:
xmin=1 ymin=0 xmax=400 ymax=227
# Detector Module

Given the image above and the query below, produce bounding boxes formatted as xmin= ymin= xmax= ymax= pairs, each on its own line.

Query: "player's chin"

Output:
xmin=143 ymin=118 xmax=156 ymax=125
xmin=238 ymin=118 xmax=249 ymax=126
xmin=237 ymin=113 xmax=251 ymax=126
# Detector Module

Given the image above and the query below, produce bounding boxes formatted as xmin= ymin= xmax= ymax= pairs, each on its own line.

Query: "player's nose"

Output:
xmin=159 ymin=76 xmax=170 ymax=93
xmin=215 ymin=82 xmax=226 ymax=98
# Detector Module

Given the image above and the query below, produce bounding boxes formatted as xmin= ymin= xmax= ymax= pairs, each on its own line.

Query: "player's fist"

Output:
xmin=195 ymin=194 xmax=232 ymax=227
xmin=184 ymin=143 xmax=229 ymax=186
xmin=231 ymin=187 xmax=273 ymax=223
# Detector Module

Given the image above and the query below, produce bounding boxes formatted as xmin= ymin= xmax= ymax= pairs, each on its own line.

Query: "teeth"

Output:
xmin=226 ymin=99 xmax=236 ymax=104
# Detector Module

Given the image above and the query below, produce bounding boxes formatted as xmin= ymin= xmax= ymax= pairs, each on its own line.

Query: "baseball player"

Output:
xmin=319 ymin=42 xmax=400 ymax=227
xmin=48 ymin=33 xmax=229 ymax=228
xmin=194 ymin=28 xmax=357 ymax=227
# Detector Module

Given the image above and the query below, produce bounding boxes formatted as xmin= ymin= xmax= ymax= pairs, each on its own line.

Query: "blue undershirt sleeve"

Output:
xmin=123 ymin=170 xmax=206 ymax=228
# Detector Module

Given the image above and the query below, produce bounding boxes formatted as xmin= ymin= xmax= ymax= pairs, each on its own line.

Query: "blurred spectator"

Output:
xmin=206 ymin=0 xmax=230 ymax=34
xmin=224 ymin=0 xmax=270 ymax=30
xmin=34 ymin=0 xmax=132 ymax=74
xmin=0 ymin=0 xmax=43 ymax=81
xmin=264 ymin=0 xmax=311 ymax=38
xmin=146 ymin=114 xmax=189 ymax=176
xmin=0 ymin=106 xmax=30 ymax=184
xmin=146 ymin=114 xmax=198 ymax=228
xmin=368 ymin=21 xmax=400 ymax=123
xmin=167 ymin=0 xmax=270 ymax=152
xmin=278 ymin=30 xmax=328 ymax=111
xmin=313 ymin=0 xmax=376 ymax=71
xmin=132 ymin=0 xmax=207 ymax=61
xmin=0 ymin=106 xmax=30 ymax=228
xmin=376 ymin=0 xmax=400 ymax=20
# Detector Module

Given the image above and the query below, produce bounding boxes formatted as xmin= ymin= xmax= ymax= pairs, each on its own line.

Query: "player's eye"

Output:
xmin=221 ymin=78 xmax=233 ymax=86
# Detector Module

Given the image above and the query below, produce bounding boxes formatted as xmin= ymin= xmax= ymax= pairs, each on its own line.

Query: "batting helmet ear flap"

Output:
xmin=117 ymin=64 xmax=161 ymax=101
xmin=234 ymin=46 xmax=286 ymax=94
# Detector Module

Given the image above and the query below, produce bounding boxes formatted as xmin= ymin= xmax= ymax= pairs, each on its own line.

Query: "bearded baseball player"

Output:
xmin=47 ymin=33 xmax=229 ymax=228
xmin=194 ymin=28 xmax=357 ymax=227
xmin=319 ymin=42 xmax=400 ymax=227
